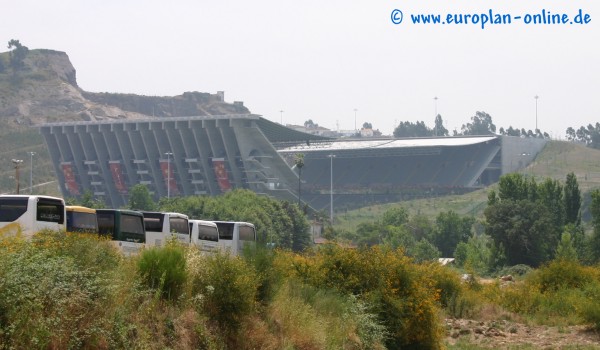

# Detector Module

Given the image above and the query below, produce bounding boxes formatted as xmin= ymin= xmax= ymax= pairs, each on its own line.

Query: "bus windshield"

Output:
xmin=0 ymin=197 xmax=28 ymax=222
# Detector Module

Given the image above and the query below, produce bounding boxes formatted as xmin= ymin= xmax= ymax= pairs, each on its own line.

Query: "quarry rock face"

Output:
xmin=0 ymin=48 xmax=249 ymax=125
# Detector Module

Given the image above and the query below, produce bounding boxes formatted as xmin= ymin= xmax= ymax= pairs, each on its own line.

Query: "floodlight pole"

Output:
xmin=28 ymin=152 xmax=35 ymax=194
xmin=165 ymin=152 xmax=173 ymax=199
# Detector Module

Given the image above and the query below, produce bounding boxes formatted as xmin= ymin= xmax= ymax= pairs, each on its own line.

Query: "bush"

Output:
xmin=0 ymin=248 xmax=111 ymax=348
xmin=528 ymin=259 xmax=598 ymax=293
xmin=276 ymin=246 xmax=444 ymax=349
xmin=138 ymin=243 xmax=187 ymax=301
xmin=189 ymin=250 xmax=258 ymax=331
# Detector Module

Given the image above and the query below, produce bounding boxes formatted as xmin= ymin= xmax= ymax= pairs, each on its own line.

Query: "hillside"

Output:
xmin=0 ymin=47 xmax=249 ymax=195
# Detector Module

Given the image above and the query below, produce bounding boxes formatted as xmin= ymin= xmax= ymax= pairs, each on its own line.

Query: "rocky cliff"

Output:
xmin=0 ymin=48 xmax=250 ymax=127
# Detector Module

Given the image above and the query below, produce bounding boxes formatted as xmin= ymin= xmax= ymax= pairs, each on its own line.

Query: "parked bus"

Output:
xmin=66 ymin=205 xmax=98 ymax=233
xmin=212 ymin=221 xmax=256 ymax=256
xmin=0 ymin=195 xmax=65 ymax=237
xmin=189 ymin=219 xmax=220 ymax=253
xmin=141 ymin=211 xmax=189 ymax=246
xmin=96 ymin=209 xmax=145 ymax=255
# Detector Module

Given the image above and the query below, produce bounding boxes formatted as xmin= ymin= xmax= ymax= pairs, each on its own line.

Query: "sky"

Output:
xmin=1 ymin=0 xmax=599 ymax=138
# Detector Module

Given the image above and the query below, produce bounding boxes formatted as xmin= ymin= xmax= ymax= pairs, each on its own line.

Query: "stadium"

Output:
xmin=39 ymin=114 xmax=546 ymax=211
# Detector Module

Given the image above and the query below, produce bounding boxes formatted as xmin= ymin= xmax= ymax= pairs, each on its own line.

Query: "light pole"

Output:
xmin=534 ymin=95 xmax=539 ymax=131
xmin=280 ymin=110 xmax=284 ymax=125
xmin=328 ymin=154 xmax=336 ymax=225
xmin=28 ymin=152 xmax=35 ymax=194
xmin=354 ymin=108 xmax=358 ymax=133
xmin=12 ymin=159 xmax=23 ymax=194
xmin=165 ymin=152 xmax=173 ymax=199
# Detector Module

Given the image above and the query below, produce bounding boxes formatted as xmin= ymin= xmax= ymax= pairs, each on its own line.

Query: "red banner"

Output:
xmin=212 ymin=158 xmax=231 ymax=192
xmin=159 ymin=160 xmax=179 ymax=195
xmin=61 ymin=162 xmax=80 ymax=195
xmin=109 ymin=162 xmax=128 ymax=194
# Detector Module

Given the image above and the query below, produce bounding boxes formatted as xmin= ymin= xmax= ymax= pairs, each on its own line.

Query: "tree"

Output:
xmin=564 ymin=172 xmax=582 ymax=226
xmin=128 ymin=184 xmax=158 ymax=211
xmin=485 ymin=199 xmax=556 ymax=267
xmin=362 ymin=122 xmax=372 ymax=129
xmin=304 ymin=119 xmax=318 ymax=128
xmin=393 ymin=121 xmax=432 ymax=138
xmin=412 ymin=239 xmax=441 ymax=263
xmin=432 ymin=210 xmax=474 ymax=257
xmin=460 ymin=111 xmax=496 ymax=135
xmin=65 ymin=190 xmax=105 ymax=209
xmin=382 ymin=207 xmax=409 ymax=227
xmin=589 ymin=189 xmax=600 ymax=262
xmin=433 ymin=114 xmax=448 ymax=136
xmin=7 ymin=39 xmax=29 ymax=71
xmin=555 ymin=232 xmax=578 ymax=262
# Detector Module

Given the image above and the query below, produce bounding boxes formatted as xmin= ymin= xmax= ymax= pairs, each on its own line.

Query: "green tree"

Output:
xmin=432 ymin=211 xmax=474 ymax=257
xmin=485 ymin=199 xmax=555 ymax=267
xmin=65 ymin=190 xmax=105 ymax=209
xmin=564 ymin=172 xmax=582 ymax=226
xmin=555 ymin=232 xmax=578 ymax=262
xmin=433 ymin=114 xmax=448 ymax=136
xmin=589 ymin=189 xmax=600 ymax=262
xmin=128 ymin=184 xmax=158 ymax=211
xmin=7 ymin=39 xmax=29 ymax=71
xmin=495 ymin=173 xmax=537 ymax=203
xmin=453 ymin=234 xmax=493 ymax=274
xmin=537 ymin=178 xmax=565 ymax=231
xmin=393 ymin=121 xmax=432 ymax=138
xmin=412 ymin=239 xmax=441 ymax=263
xmin=460 ymin=111 xmax=496 ymax=135
xmin=381 ymin=206 xmax=409 ymax=227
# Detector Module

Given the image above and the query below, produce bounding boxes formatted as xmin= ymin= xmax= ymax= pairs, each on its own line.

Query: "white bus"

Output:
xmin=141 ymin=211 xmax=189 ymax=246
xmin=0 ymin=195 xmax=66 ymax=237
xmin=96 ymin=209 xmax=146 ymax=255
xmin=189 ymin=219 xmax=220 ymax=253
xmin=212 ymin=221 xmax=256 ymax=256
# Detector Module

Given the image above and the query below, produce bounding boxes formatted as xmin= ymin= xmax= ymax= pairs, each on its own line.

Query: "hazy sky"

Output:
xmin=2 ymin=0 xmax=598 ymax=137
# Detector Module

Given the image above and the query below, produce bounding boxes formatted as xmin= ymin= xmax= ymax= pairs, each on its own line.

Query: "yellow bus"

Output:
xmin=66 ymin=205 xmax=98 ymax=233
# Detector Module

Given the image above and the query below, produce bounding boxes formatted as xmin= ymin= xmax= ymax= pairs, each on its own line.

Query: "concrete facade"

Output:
xmin=39 ymin=115 xmax=547 ymax=210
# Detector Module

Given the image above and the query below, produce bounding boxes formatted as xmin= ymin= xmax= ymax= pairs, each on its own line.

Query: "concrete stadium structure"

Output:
xmin=39 ymin=114 xmax=546 ymax=210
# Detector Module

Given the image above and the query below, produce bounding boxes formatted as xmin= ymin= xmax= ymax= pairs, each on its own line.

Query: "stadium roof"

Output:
xmin=278 ymin=135 xmax=498 ymax=154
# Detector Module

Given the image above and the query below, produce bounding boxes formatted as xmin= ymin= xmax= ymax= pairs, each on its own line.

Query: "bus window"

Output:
xmin=97 ymin=211 xmax=115 ymax=237
xmin=198 ymin=224 xmax=218 ymax=242
xmin=120 ymin=213 xmax=145 ymax=243
xmin=36 ymin=197 xmax=65 ymax=224
xmin=169 ymin=216 xmax=189 ymax=235
xmin=239 ymin=225 xmax=256 ymax=241
xmin=216 ymin=222 xmax=234 ymax=240
xmin=66 ymin=206 xmax=98 ymax=233
xmin=0 ymin=197 xmax=28 ymax=222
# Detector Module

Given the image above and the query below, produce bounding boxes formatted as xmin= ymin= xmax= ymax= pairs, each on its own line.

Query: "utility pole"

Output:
xmin=12 ymin=159 xmax=23 ymax=194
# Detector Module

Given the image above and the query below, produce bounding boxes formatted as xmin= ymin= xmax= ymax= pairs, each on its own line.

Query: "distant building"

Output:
xmin=39 ymin=114 xmax=546 ymax=210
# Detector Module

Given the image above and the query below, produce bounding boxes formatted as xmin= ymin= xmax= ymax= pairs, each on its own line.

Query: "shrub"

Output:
xmin=189 ymin=250 xmax=258 ymax=331
xmin=0 ymin=248 xmax=111 ymax=349
xmin=277 ymin=246 xmax=444 ymax=349
xmin=138 ymin=243 xmax=187 ymax=301
xmin=268 ymin=280 xmax=387 ymax=350
xmin=528 ymin=259 xmax=597 ymax=293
